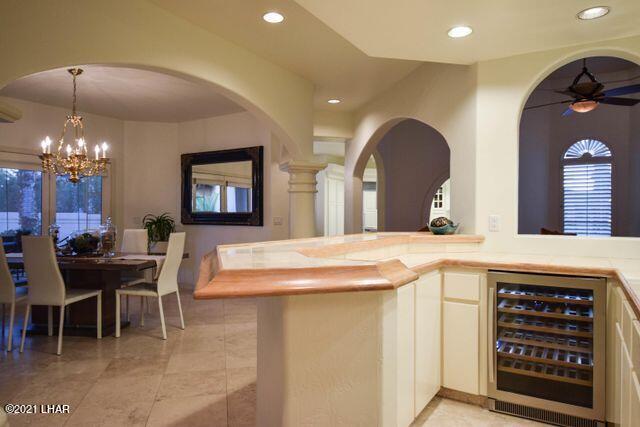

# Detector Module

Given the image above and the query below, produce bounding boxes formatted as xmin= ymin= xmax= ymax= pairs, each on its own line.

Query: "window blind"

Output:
xmin=563 ymin=163 xmax=611 ymax=236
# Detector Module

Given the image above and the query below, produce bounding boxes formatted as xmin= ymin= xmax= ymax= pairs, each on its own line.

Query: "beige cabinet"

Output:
xmin=415 ymin=271 xmax=441 ymax=415
xmin=396 ymin=283 xmax=416 ymax=427
xmin=443 ymin=301 xmax=479 ymax=394
xmin=442 ymin=271 xmax=484 ymax=395
xmin=608 ymin=282 xmax=639 ymax=427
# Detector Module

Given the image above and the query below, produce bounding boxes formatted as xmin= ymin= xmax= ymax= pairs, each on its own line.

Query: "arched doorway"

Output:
xmin=519 ymin=56 xmax=640 ymax=237
xmin=355 ymin=118 xmax=451 ymax=232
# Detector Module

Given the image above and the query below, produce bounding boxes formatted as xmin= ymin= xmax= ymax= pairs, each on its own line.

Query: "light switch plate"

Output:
xmin=488 ymin=215 xmax=500 ymax=232
xmin=273 ymin=216 xmax=283 ymax=226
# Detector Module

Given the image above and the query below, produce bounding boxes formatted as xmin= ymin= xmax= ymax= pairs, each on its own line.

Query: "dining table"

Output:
xmin=6 ymin=253 xmax=165 ymax=336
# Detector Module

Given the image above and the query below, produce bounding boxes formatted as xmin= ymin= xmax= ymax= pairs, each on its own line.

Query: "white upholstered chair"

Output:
xmin=115 ymin=232 xmax=185 ymax=340
xmin=120 ymin=229 xmax=151 ymax=320
xmin=0 ymin=239 xmax=27 ymax=352
xmin=19 ymin=236 xmax=102 ymax=355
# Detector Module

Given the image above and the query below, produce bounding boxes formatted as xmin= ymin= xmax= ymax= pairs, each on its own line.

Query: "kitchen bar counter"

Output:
xmin=193 ymin=233 xmax=640 ymax=426
xmin=194 ymin=232 xmax=640 ymax=317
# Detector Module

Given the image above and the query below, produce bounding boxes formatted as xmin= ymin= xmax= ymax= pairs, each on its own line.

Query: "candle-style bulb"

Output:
xmin=44 ymin=136 xmax=52 ymax=153
xmin=77 ymin=138 xmax=84 ymax=147
xmin=41 ymin=140 xmax=47 ymax=153
xmin=66 ymin=144 xmax=72 ymax=156
xmin=101 ymin=142 xmax=108 ymax=158
xmin=94 ymin=145 xmax=100 ymax=160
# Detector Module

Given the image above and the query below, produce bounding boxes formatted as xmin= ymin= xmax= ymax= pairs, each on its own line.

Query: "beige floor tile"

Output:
xmin=65 ymin=374 xmax=162 ymax=426
xmin=155 ymin=369 xmax=226 ymax=401
xmin=146 ymin=393 xmax=227 ymax=427
xmin=100 ymin=355 xmax=169 ymax=379
xmin=165 ymin=350 xmax=226 ymax=374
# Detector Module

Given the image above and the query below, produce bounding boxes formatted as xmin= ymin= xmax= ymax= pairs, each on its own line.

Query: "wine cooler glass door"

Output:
xmin=488 ymin=272 xmax=606 ymax=421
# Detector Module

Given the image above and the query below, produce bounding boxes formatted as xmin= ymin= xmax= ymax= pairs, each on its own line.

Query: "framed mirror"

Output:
xmin=181 ymin=146 xmax=263 ymax=226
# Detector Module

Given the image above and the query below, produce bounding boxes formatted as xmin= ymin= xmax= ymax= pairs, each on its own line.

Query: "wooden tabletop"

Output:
xmin=6 ymin=254 xmax=157 ymax=271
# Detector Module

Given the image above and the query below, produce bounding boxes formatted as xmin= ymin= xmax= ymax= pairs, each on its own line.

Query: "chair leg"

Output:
xmin=19 ymin=304 xmax=30 ymax=353
xmin=115 ymin=293 xmax=121 ymax=338
xmin=125 ymin=295 xmax=130 ymax=322
xmin=7 ymin=302 xmax=15 ymax=352
xmin=2 ymin=303 xmax=5 ymax=338
xmin=96 ymin=292 xmax=102 ymax=340
xmin=47 ymin=306 xmax=53 ymax=336
xmin=146 ymin=296 xmax=151 ymax=314
xmin=157 ymin=295 xmax=167 ymax=340
xmin=175 ymin=290 xmax=185 ymax=330
xmin=57 ymin=306 xmax=65 ymax=356
xmin=140 ymin=296 xmax=145 ymax=327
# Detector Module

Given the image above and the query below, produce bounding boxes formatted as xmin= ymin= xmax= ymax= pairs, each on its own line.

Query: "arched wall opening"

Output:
xmin=518 ymin=56 xmax=640 ymax=237
xmin=0 ymin=64 xmax=293 ymax=283
xmin=0 ymin=0 xmax=315 ymax=160
xmin=354 ymin=118 xmax=451 ymax=232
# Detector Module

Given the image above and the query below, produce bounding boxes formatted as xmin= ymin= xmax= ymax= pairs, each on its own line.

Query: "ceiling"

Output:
xmin=0 ymin=66 xmax=245 ymax=122
xmin=294 ymin=0 xmax=640 ymax=64
xmin=149 ymin=0 xmax=421 ymax=111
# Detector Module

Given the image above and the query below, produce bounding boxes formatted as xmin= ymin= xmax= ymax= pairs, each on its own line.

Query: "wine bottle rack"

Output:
xmin=498 ymin=299 xmax=593 ymax=322
xmin=497 ymin=341 xmax=592 ymax=370
xmin=497 ymin=312 xmax=593 ymax=337
xmin=498 ymin=329 xmax=592 ymax=353
xmin=498 ymin=286 xmax=593 ymax=306
xmin=497 ymin=357 xmax=592 ymax=387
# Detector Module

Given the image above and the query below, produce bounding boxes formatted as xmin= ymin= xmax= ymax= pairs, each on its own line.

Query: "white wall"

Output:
xmin=123 ymin=112 xmax=290 ymax=282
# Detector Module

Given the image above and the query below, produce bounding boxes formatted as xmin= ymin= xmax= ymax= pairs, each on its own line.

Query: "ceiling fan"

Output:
xmin=524 ymin=59 xmax=640 ymax=116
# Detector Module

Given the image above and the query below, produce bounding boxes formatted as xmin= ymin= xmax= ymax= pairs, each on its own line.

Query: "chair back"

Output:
xmin=0 ymin=238 xmax=16 ymax=303
xmin=121 ymin=229 xmax=148 ymax=254
xmin=22 ymin=236 xmax=66 ymax=306
xmin=157 ymin=232 xmax=185 ymax=295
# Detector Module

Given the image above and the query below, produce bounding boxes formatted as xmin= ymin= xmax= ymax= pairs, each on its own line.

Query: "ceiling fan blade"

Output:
xmin=562 ymin=108 xmax=574 ymax=117
xmin=598 ymin=97 xmax=640 ymax=106
xmin=602 ymin=84 xmax=640 ymax=97
xmin=554 ymin=89 xmax=575 ymax=97
xmin=523 ymin=100 xmax=572 ymax=110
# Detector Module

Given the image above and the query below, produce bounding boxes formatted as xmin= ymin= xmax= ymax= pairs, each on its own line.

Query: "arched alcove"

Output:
xmin=518 ymin=56 xmax=640 ymax=237
xmin=355 ymin=118 xmax=451 ymax=232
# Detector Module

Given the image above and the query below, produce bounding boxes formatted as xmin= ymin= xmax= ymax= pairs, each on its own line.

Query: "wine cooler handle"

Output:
xmin=488 ymin=286 xmax=495 ymax=384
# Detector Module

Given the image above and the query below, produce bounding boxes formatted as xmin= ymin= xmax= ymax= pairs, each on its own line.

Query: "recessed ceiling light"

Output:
xmin=577 ymin=6 xmax=610 ymax=20
xmin=447 ymin=26 xmax=473 ymax=38
xmin=327 ymin=99 xmax=341 ymax=104
xmin=263 ymin=11 xmax=284 ymax=23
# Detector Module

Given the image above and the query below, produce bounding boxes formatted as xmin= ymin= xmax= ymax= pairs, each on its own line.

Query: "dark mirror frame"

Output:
xmin=181 ymin=146 xmax=263 ymax=226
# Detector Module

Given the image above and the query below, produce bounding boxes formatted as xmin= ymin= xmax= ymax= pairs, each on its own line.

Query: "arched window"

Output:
xmin=562 ymin=139 xmax=612 ymax=236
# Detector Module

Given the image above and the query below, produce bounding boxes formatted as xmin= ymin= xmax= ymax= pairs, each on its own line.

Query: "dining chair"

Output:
xmin=19 ymin=236 xmax=102 ymax=355
xmin=120 ymin=229 xmax=151 ymax=321
xmin=0 ymin=239 xmax=27 ymax=352
xmin=115 ymin=232 xmax=185 ymax=340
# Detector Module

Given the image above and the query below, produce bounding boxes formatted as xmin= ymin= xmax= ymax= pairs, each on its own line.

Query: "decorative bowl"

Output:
xmin=429 ymin=223 xmax=459 ymax=235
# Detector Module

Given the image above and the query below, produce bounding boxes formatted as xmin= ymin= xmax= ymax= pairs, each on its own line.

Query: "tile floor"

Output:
xmin=1 ymin=284 xmax=548 ymax=426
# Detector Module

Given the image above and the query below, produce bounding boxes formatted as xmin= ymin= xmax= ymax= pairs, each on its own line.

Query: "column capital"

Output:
xmin=279 ymin=160 xmax=327 ymax=175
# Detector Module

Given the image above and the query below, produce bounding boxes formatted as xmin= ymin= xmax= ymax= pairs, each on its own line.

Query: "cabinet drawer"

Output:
xmin=443 ymin=272 xmax=480 ymax=301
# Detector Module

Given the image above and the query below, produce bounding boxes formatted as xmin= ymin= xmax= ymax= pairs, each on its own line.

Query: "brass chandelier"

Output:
xmin=39 ymin=68 xmax=109 ymax=183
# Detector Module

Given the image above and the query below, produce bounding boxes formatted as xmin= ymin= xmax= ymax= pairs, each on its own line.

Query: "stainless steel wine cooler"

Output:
xmin=487 ymin=271 xmax=606 ymax=426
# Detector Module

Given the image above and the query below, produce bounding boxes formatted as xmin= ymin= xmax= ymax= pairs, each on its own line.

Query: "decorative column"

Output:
xmin=280 ymin=160 xmax=326 ymax=238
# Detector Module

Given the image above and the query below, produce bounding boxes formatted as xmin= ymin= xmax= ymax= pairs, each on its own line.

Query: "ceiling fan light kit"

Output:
xmin=524 ymin=58 xmax=640 ymax=116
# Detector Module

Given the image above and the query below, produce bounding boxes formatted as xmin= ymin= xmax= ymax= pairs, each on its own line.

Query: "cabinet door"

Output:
xmin=619 ymin=325 xmax=632 ymax=427
xmin=415 ymin=273 xmax=441 ymax=416
xmin=631 ymin=373 xmax=640 ymax=427
xmin=443 ymin=300 xmax=479 ymax=394
xmin=397 ymin=283 xmax=415 ymax=427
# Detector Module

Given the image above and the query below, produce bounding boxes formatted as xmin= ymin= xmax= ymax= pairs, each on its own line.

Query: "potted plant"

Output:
xmin=142 ymin=213 xmax=176 ymax=254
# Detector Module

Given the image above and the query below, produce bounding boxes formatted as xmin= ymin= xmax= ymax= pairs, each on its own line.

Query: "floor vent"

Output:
xmin=489 ymin=399 xmax=603 ymax=427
